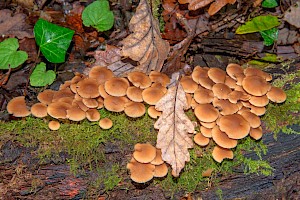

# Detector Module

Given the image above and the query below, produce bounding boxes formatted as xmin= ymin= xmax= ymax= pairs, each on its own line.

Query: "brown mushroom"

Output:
xmin=88 ymin=66 xmax=114 ymax=84
xmin=7 ymin=96 xmax=31 ymax=117
xmin=211 ymin=126 xmax=238 ymax=149
xmin=192 ymin=66 xmax=208 ymax=83
xmin=212 ymin=145 xmax=234 ymax=163
xmin=86 ymin=109 xmax=101 ymax=121
xmin=244 ymin=67 xmax=272 ymax=81
xmin=224 ymin=75 xmax=237 ymax=89
xmin=194 ymin=104 xmax=219 ymax=123
xmin=37 ymin=89 xmax=55 ymax=105
xmin=194 ymin=132 xmax=210 ymax=146
xmin=99 ymin=118 xmax=113 ymax=129
xmin=127 ymin=71 xmax=152 ymax=89
xmin=66 ymin=106 xmax=86 ymax=121
xmin=179 ymin=76 xmax=198 ymax=93
xmin=31 ymin=103 xmax=48 ymax=118
xmin=249 ymin=126 xmax=263 ymax=140
xmin=104 ymin=96 xmax=127 ymax=112
xmin=154 ymin=163 xmax=168 ymax=178
xmin=249 ymin=95 xmax=269 ymax=107
xmin=200 ymin=126 xmax=213 ymax=138
xmin=76 ymin=78 xmax=100 ymax=98
xmin=197 ymin=77 xmax=214 ymax=90
xmin=226 ymin=63 xmax=244 ymax=80
xmin=133 ymin=143 xmax=157 ymax=163
xmin=82 ymin=98 xmax=98 ymax=108
xmin=149 ymin=71 xmax=170 ymax=87
xmin=239 ymin=111 xmax=261 ymax=128
xmin=52 ymin=88 xmax=74 ymax=102
xmin=127 ymin=158 xmax=155 ymax=183
xmin=219 ymin=114 xmax=250 ymax=139
xmin=104 ymin=77 xmax=129 ymax=97
xmin=126 ymin=86 xmax=143 ymax=102
xmin=200 ymin=121 xmax=216 ymax=129
xmin=228 ymin=90 xmax=250 ymax=103
xmin=150 ymin=149 xmax=164 ymax=165
xmin=242 ymin=76 xmax=271 ymax=96
xmin=124 ymin=102 xmax=146 ymax=118
xmin=213 ymin=99 xmax=239 ymax=115
xmin=142 ymin=87 xmax=165 ymax=105
xmin=212 ymin=83 xmax=232 ymax=99
xmin=98 ymin=84 xmax=110 ymax=98
xmin=48 ymin=120 xmax=60 ymax=131
xmin=266 ymin=86 xmax=287 ymax=103
xmin=208 ymin=68 xmax=226 ymax=83
xmin=147 ymin=106 xmax=162 ymax=119
xmin=194 ymin=87 xmax=214 ymax=104
xmin=47 ymin=102 xmax=71 ymax=119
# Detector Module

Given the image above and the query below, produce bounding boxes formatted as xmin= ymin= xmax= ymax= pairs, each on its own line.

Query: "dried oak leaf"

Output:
xmin=208 ymin=0 xmax=236 ymax=16
xmin=0 ymin=9 xmax=33 ymax=39
xmin=188 ymin=0 xmax=214 ymax=11
xmin=155 ymin=83 xmax=195 ymax=177
xmin=121 ymin=0 xmax=170 ymax=74
xmin=284 ymin=2 xmax=300 ymax=28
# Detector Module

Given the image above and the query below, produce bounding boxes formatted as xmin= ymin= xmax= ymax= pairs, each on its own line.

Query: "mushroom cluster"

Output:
xmin=126 ymin=143 xmax=168 ymax=183
xmin=6 ymin=66 xmax=171 ymax=130
xmin=184 ymin=64 xmax=286 ymax=163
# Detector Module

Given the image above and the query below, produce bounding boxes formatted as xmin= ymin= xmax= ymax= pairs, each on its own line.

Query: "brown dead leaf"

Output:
xmin=0 ymin=9 xmax=33 ymax=39
xmin=188 ymin=0 xmax=214 ymax=11
xmin=93 ymin=45 xmax=122 ymax=67
xmin=284 ymin=2 xmax=300 ymax=28
xmin=155 ymin=83 xmax=195 ymax=177
xmin=121 ymin=0 xmax=170 ymax=74
xmin=208 ymin=0 xmax=236 ymax=16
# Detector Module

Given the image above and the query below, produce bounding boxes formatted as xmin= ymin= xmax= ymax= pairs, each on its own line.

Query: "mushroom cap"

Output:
xmin=208 ymin=68 xmax=226 ymax=83
xmin=219 ymin=114 xmax=250 ymax=139
xmin=71 ymin=73 xmax=85 ymax=84
xmin=31 ymin=103 xmax=48 ymax=118
xmin=180 ymin=76 xmax=198 ymax=93
xmin=47 ymin=102 xmax=71 ymax=119
xmin=48 ymin=120 xmax=60 ymax=131
xmin=249 ymin=95 xmax=269 ymax=107
xmin=127 ymin=71 xmax=152 ymax=89
xmin=239 ymin=111 xmax=261 ymax=128
xmin=147 ymin=106 xmax=162 ymax=119
xmin=154 ymin=163 xmax=168 ymax=178
xmin=126 ymin=86 xmax=143 ymax=102
xmin=124 ymin=102 xmax=146 ymax=118
xmin=212 ymin=145 xmax=234 ymax=163
xmin=99 ymin=118 xmax=113 ymax=129
xmin=151 ymin=82 xmax=168 ymax=94
xmin=82 ymin=98 xmax=99 ymax=108
xmin=76 ymin=78 xmax=100 ymax=98
xmin=244 ymin=67 xmax=272 ymax=81
xmin=104 ymin=77 xmax=129 ymax=97
xmin=235 ymin=74 xmax=245 ymax=86
xmin=194 ymin=104 xmax=219 ymax=123
xmin=202 ymin=168 xmax=214 ymax=177
xmin=104 ymin=96 xmax=127 ymax=112
xmin=66 ymin=106 xmax=86 ymax=121
xmin=266 ymin=87 xmax=287 ymax=103
xmin=192 ymin=66 xmax=208 ymax=83
xmin=72 ymin=99 xmax=89 ymax=112
xmin=88 ymin=66 xmax=114 ymax=84
xmin=52 ymin=88 xmax=74 ymax=102
xmin=194 ymin=132 xmax=210 ymax=146
xmin=150 ymin=149 xmax=164 ymax=165
xmin=96 ymin=96 xmax=104 ymax=109
xmin=149 ymin=71 xmax=170 ymax=87
xmin=59 ymin=80 xmax=72 ymax=90
xmin=249 ymin=126 xmax=263 ymax=140
xmin=98 ymin=84 xmax=110 ymax=98
xmin=226 ymin=63 xmax=244 ymax=80
xmin=228 ymin=90 xmax=250 ymax=103
xmin=249 ymin=105 xmax=266 ymax=116
xmin=37 ymin=89 xmax=55 ymax=105
xmin=127 ymin=158 xmax=155 ymax=183
xmin=194 ymin=87 xmax=214 ymax=104
xmin=212 ymin=83 xmax=232 ymax=99
xmin=133 ymin=143 xmax=157 ymax=163
xmin=212 ymin=126 xmax=238 ymax=149
xmin=58 ymin=97 xmax=74 ymax=105
xmin=225 ymin=75 xmax=237 ymax=89
xmin=213 ymin=99 xmax=239 ymax=115
xmin=86 ymin=109 xmax=101 ymax=121
xmin=200 ymin=126 xmax=212 ymax=138
xmin=7 ymin=96 xmax=31 ymax=117
xmin=197 ymin=77 xmax=214 ymax=90
xmin=190 ymin=98 xmax=199 ymax=109
xmin=142 ymin=87 xmax=165 ymax=105
xmin=200 ymin=121 xmax=216 ymax=129
xmin=242 ymin=76 xmax=271 ymax=96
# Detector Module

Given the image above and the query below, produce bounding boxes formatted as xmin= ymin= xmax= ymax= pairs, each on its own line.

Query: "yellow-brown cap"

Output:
xmin=82 ymin=98 xmax=99 ymax=108
xmin=86 ymin=109 xmax=100 ymax=121
xmin=104 ymin=96 xmax=127 ymax=112
xmin=47 ymin=102 xmax=71 ymax=119
xmin=99 ymin=118 xmax=113 ymax=129
xmin=142 ymin=87 xmax=165 ymax=105
xmin=242 ymin=76 xmax=271 ymax=96
xmin=150 ymin=149 xmax=164 ymax=165
xmin=31 ymin=102 xmax=48 ymax=118
xmin=133 ymin=143 xmax=157 ymax=163
xmin=200 ymin=126 xmax=212 ymax=138
xmin=194 ymin=87 xmax=214 ymax=104
xmin=211 ymin=126 xmax=238 ymax=149
xmin=127 ymin=158 xmax=155 ymax=183
xmin=88 ymin=66 xmax=114 ymax=84
xmin=154 ymin=163 xmax=168 ymax=178
xmin=76 ymin=78 xmax=100 ymax=98
xmin=192 ymin=66 xmax=208 ymax=83
xmin=266 ymin=86 xmax=287 ymax=103
xmin=194 ymin=104 xmax=219 ymax=123
xmin=226 ymin=63 xmax=244 ymax=80
xmin=249 ymin=95 xmax=269 ymax=107
xmin=66 ymin=106 xmax=86 ymax=121
xmin=98 ymin=84 xmax=110 ymax=98
xmin=212 ymin=83 xmax=232 ymax=99
xmin=124 ymin=102 xmax=146 ymax=118
xmin=104 ymin=77 xmax=129 ymax=97
xmin=48 ymin=120 xmax=60 ymax=131
xmin=244 ymin=67 xmax=272 ymax=81
xmin=147 ymin=106 xmax=162 ymax=119
xmin=127 ymin=71 xmax=152 ymax=89
xmin=208 ymin=68 xmax=226 ymax=83
xmin=37 ymin=89 xmax=55 ymax=105
xmin=7 ymin=96 xmax=31 ymax=117
xmin=126 ymin=86 xmax=143 ymax=102
xmin=219 ymin=114 xmax=250 ymax=139
xmin=239 ymin=111 xmax=261 ymax=128
xmin=180 ymin=76 xmax=198 ymax=93
xmin=149 ymin=71 xmax=170 ymax=87
xmin=212 ymin=145 xmax=233 ymax=163
xmin=249 ymin=126 xmax=263 ymax=140
xmin=194 ymin=132 xmax=210 ymax=146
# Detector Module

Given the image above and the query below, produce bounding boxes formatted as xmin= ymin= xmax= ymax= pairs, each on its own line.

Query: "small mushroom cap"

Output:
xmin=249 ymin=126 xmax=263 ymax=140
xmin=192 ymin=66 xmax=208 ymax=83
xmin=249 ymin=105 xmax=266 ymax=116
xmin=180 ymin=76 xmax=198 ymax=93
xmin=208 ymin=68 xmax=226 ymax=83
xmin=266 ymin=87 xmax=287 ymax=103
xmin=31 ymin=103 xmax=48 ymax=118
xmin=212 ymin=126 xmax=238 ymax=149
xmin=154 ymin=163 xmax=168 ymax=178
xmin=150 ymin=149 xmax=164 ymax=165
xmin=242 ymin=76 xmax=271 ymax=96
xmin=244 ymin=67 xmax=272 ymax=81
xmin=66 ymin=106 xmax=86 ymax=121
xmin=86 ymin=109 xmax=100 ymax=121
xmin=212 ymin=145 xmax=234 ymax=163
xmin=147 ymin=106 xmax=162 ymax=119
xmin=47 ymin=102 xmax=71 ymax=119
xmin=194 ymin=87 xmax=214 ymax=104
xmin=88 ymin=66 xmax=114 ymax=84
xmin=37 ymin=89 xmax=55 ymax=105
xmin=126 ymin=86 xmax=143 ymax=102
xmin=212 ymin=83 xmax=232 ymax=99
xmin=202 ymin=168 xmax=214 ymax=177
xmin=226 ymin=63 xmax=244 ymax=80
xmin=200 ymin=121 xmax=216 ymax=129
xmin=200 ymin=126 xmax=212 ymax=138
xmin=142 ymin=87 xmax=165 ymax=105
xmin=194 ymin=132 xmax=210 ymax=146
xmin=249 ymin=95 xmax=269 ymax=107
xmin=7 ymin=96 xmax=31 ymax=117
xmin=58 ymin=97 xmax=74 ymax=105
xmin=72 ymin=99 xmax=89 ymax=112
xmin=127 ymin=158 xmax=155 ymax=183
xmin=105 ymin=77 xmax=129 ymax=97
xmin=48 ymin=120 xmax=60 ymax=131
xmin=96 ymin=96 xmax=104 ymax=109
xmin=194 ymin=104 xmax=219 ymax=123
xmin=228 ymin=90 xmax=250 ymax=103
xmin=76 ymin=78 xmax=100 ymax=98
xmin=98 ymin=84 xmax=109 ymax=98
xmin=133 ymin=143 xmax=157 ymax=163
xmin=239 ymin=111 xmax=261 ymax=128
xmin=82 ymin=98 xmax=99 ymax=108
xmin=149 ymin=71 xmax=170 ymax=87
xmin=213 ymin=99 xmax=239 ymax=115
xmin=127 ymin=71 xmax=152 ymax=89
xmin=197 ymin=77 xmax=214 ymax=90
xmin=52 ymin=88 xmax=74 ymax=102
xmin=99 ymin=118 xmax=113 ymax=129
xmin=219 ymin=114 xmax=250 ymax=139
xmin=225 ymin=75 xmax=237 ymax=89
xmin=71 ymin=73 xmax=85 ymax=84
xmin=59 ymin=80 xmax=72 ymax=90
xmin=124 ymin=102 xmax=146 ymax=118
xmin=104 ymin=96 xmax=127 ymax=112
xmin=151 ymin=82 xmax=168 ymax=94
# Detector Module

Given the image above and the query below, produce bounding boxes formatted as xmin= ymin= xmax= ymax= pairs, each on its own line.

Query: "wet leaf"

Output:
xmin=155 ymin=83 xmax=194 ymax=177
xmin=34 ymin=19 xmax=75 ymax=63
xmin=262 ymin=0 xmax=278 ymax=8
xmin=82 ymin=0 xmax=114 ymax=32
xmin=188 ymin=0 xmax=214 ymax=11
xmin=236 ymin=15 xmax=280 ymax=34
xmin=121 ymin=0 xmax=170 ymax=75
xmin=283 ymin=2 xmax=300 ymax=28
xmin=0 ymin=38 xmax=28 ymax=69
xmin=260 ymin=27 xmax=278 ymax=46
xmin=208 ymin=0 xmax=237 ymax=16
xmin=30 ymin=62 xmax=56 ymax=87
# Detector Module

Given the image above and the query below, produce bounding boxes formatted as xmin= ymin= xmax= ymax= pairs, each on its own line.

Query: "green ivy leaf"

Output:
xmin=34 ymin=19 xmax=74 ymax=63
xmin=262 ymin=0 xmax=278 ymax=8
xmin=30 ymin=62 xmax=56 ymax=87
xmin=260 ymin=27 xmax=278 ymax=46
xmin=236 ymin=15 xmax=280 ymax=34
xmin=0 ymin=38 xmax=28 ymax=69
xmin=82 ymin=0 xmax=114 ymax=32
